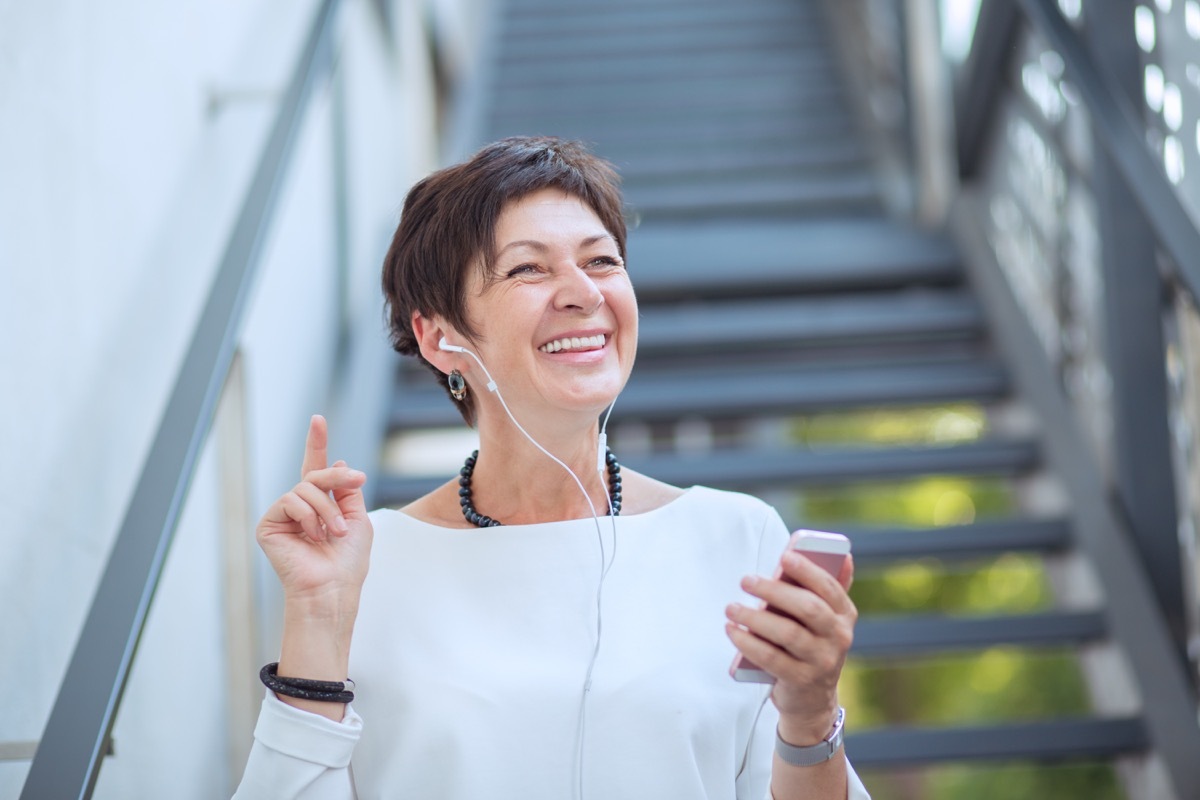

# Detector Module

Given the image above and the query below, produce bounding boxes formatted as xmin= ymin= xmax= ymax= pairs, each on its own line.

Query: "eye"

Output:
xmin=504 ymin=263 xmax=539 ymax=278
xmin=586 ymin=255 xmax=624 ymax=270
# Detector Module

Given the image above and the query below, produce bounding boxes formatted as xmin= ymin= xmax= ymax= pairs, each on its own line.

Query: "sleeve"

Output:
xmin=755 ymin=760 xmax=872 ymax=800
xmin=232 ymin=691 xmax=361 ymax=799
xmin=846 ymin=760 xmax=872 ymax=799
xmin=733 ymin=506 xmax=786 ymax=798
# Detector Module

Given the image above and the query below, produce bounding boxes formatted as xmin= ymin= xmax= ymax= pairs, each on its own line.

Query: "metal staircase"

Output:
xmin=380 ymin=0 xmax=1200 ymax=796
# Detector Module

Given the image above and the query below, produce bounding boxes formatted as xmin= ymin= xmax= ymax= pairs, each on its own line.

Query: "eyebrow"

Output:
xmin=496 ymin=233 xmax=615 ymax=256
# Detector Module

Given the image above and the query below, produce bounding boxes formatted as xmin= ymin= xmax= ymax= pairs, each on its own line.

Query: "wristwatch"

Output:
xmin=775 ymin=707 xmax=845 ymax=767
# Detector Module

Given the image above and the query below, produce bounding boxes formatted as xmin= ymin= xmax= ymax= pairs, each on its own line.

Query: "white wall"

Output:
xmin=0 ymin=0 xmax=480 ymax=794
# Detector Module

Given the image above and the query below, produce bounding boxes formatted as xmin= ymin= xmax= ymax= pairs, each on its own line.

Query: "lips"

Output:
xmin=538 ymin=333 xmax=606 ymax=353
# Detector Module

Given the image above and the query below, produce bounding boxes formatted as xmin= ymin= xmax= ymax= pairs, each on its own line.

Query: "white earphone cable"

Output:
xmin=446 ymin=341 xmax=619 ymax=800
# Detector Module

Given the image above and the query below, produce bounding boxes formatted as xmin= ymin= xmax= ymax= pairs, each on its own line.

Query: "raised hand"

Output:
xmin=256 ymin=414 xmax=373 ymax=606
xmin=255 ymin=415 xmax=373 ymax=718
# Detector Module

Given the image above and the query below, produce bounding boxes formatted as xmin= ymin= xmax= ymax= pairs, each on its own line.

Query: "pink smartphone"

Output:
xmin=729 ymin=529 xmax=851 ymax=684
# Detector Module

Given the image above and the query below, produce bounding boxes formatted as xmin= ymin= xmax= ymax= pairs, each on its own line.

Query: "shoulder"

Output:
xmin=619 ymin=469 xmax=779 ymax=522
xmin=386 ymin=478 xmax=474 ymax=529
xmin=618 ymin=469 xmax=686 ymax=514
xmin=674 ymin=483 xmax=783 ymax=525
xmin=668 ymin=486 xmax=790 ymax=562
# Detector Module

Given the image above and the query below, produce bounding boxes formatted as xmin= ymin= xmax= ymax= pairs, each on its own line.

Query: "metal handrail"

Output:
xmin=20 ymin=1 xmax=341 ymax=796
xmin=1019 ymin=0 xmax=1200 ymax=305
xmin=959 ymin=0 xmax=1200 ymax=306
xmin=960 ymin=0 xmax=1193 ymax=653
xmin=950 ymin=1 xmax=1200 ymax=796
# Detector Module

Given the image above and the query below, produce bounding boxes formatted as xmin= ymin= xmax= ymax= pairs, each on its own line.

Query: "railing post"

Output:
xmin=955 ymin=0 xmax=1020 ymax=180
xmin=904 ymin=0 xmax=954 ymax=225
xmin=1080 ymin=0 xmax=1189 ymax=668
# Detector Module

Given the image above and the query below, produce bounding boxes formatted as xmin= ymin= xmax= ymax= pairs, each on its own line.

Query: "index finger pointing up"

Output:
xmin=302 ymin=414 xmax=328 ymax=478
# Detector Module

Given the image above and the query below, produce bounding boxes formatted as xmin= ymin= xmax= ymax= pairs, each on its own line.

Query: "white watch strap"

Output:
xmin=775 ymin=706 xmax=845 ymax=767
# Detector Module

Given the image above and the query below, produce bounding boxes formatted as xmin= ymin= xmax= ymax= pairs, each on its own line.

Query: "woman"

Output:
xmin=235 ymin=137 xmax=870 ymax=799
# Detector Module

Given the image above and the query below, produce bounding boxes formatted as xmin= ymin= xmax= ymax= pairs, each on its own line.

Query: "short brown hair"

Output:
xmin=382 ymin=136 xmax=627 ymax=425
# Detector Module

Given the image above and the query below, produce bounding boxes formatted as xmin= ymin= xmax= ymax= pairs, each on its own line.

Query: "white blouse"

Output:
xmin=234 ymin=486 xmax=870 ymax=799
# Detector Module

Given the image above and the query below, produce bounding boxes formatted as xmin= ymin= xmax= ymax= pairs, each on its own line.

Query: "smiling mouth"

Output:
xmin=539 ymin=334 xmax=606 ymax=353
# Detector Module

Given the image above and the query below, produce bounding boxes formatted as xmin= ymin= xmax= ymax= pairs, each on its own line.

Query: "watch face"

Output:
xmin=830 ymin=707 xmax=845 ymax=739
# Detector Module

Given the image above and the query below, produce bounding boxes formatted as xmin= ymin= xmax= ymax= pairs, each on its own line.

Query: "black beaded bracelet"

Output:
xmin=260 ymin=662 xmax=355 ymax=704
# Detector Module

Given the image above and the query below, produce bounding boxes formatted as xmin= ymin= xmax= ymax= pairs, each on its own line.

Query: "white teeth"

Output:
xmin=539 ymin=334 xmax=606 ymax=353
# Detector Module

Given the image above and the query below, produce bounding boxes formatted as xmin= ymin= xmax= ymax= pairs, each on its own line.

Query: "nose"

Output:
xmin=554 ymin=266 xmax=604 ymax=314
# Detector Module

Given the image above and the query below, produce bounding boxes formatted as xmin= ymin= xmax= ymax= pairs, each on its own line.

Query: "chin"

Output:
xmin=548 ymin=382 xmax=625 ymax=416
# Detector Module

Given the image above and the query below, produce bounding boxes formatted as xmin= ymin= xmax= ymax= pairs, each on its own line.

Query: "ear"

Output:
xmin=412 ymin=310 xmax=462 ymax=373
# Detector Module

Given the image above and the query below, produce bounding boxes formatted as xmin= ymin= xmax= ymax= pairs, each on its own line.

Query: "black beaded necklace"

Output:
xmin=458 ymin=448 xmax=622 ymax=527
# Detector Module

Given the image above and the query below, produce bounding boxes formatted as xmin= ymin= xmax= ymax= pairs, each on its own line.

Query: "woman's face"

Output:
xmin=462 ymin=188 xmax=638 ymax=424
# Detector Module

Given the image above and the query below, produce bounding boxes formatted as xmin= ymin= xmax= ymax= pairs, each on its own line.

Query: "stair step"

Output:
xmin=502 ymin=1 xmax=817 ymax=36
xmin=594 ymin=135 xmax=864 ymax=168
xmin=496 ymin=51 xmax=836 ymax=90
xmin=497 ymin=28 xmax=828 ymax=65
xmin=619 ymin=440 xmax=1040 ymax=489
xmin=627 ymin=175 xmax=880 ymax=219
xmin=491 ymin=111 xmax=852 ymax=147
xmin=852 ymin=611 xmax=1105 ymax=657
xmin=613 ymin=143 xmax=870 ymax=183
xmin=845 ymin=518 xmax=1072 ymax=564
xmin=492 ymin=74 xmax=843 ymax=115
xmin=376 ymin=439 xmax=1040 ymax=504
xmin=626 ymin=219 xmax=961 ymax=300
xmin=624 ymin=160 xmax=872 ymax=190
xmin=846 ymin=717 xmax=1149 ymax=766
xmin=391 ymin=355 xmax=1007 ymax=431
xmin=622 ymin=356 xmax=1006 ymax=410
xmin=638 ymin=291 xmax=985 ymax=352
xmin=504 ymin=8 xmax=813 ymax=41
xmin=498 ymin=57 xmax=826 ymax=93
xmin=487 ymin=113 xmax=854 ymax=152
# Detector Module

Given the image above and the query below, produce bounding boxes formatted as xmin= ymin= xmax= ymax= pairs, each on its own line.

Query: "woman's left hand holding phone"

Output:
xmin=255 ymin=414 xmax=373 ymax=720
xmin=725 ymin=550 xmax=858 ymax=746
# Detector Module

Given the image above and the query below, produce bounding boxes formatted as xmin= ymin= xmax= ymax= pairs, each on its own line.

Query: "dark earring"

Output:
xmin=448 ymin=370 xmax=467 ymax=401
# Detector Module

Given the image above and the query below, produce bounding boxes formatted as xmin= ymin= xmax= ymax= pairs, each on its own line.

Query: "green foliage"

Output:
xmin=840 ymin=649 xmax=1093 ymax=729
xmin=781 ymin=405 xmax=1125 ymax=798
xmin=798 ymin=475 xmax=1012 ymax=527
xmin=862 ymin=762 xmax=1126 ymax=800
xmin=789 ymin=403 xmax=989 ymax=448
xmin=851 ymin=553 xmax=1052 ymax=615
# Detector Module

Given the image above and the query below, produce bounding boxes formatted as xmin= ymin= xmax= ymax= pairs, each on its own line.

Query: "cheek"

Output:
xmin=609 ymin=280 xmax=638 ymax=323
xmin=620 ymin=298 xmax=639 ymax=340
xmin=616 ymin=303 xmax=638 ymax=363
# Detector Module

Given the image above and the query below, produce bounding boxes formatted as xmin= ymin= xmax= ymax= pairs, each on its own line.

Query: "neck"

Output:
xmin=469 ymin=415 xmax=611 ymax=524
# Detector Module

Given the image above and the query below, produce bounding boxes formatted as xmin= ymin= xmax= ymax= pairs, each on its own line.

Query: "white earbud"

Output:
xmin=438 ymin=337 xmax=496 ymax=392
